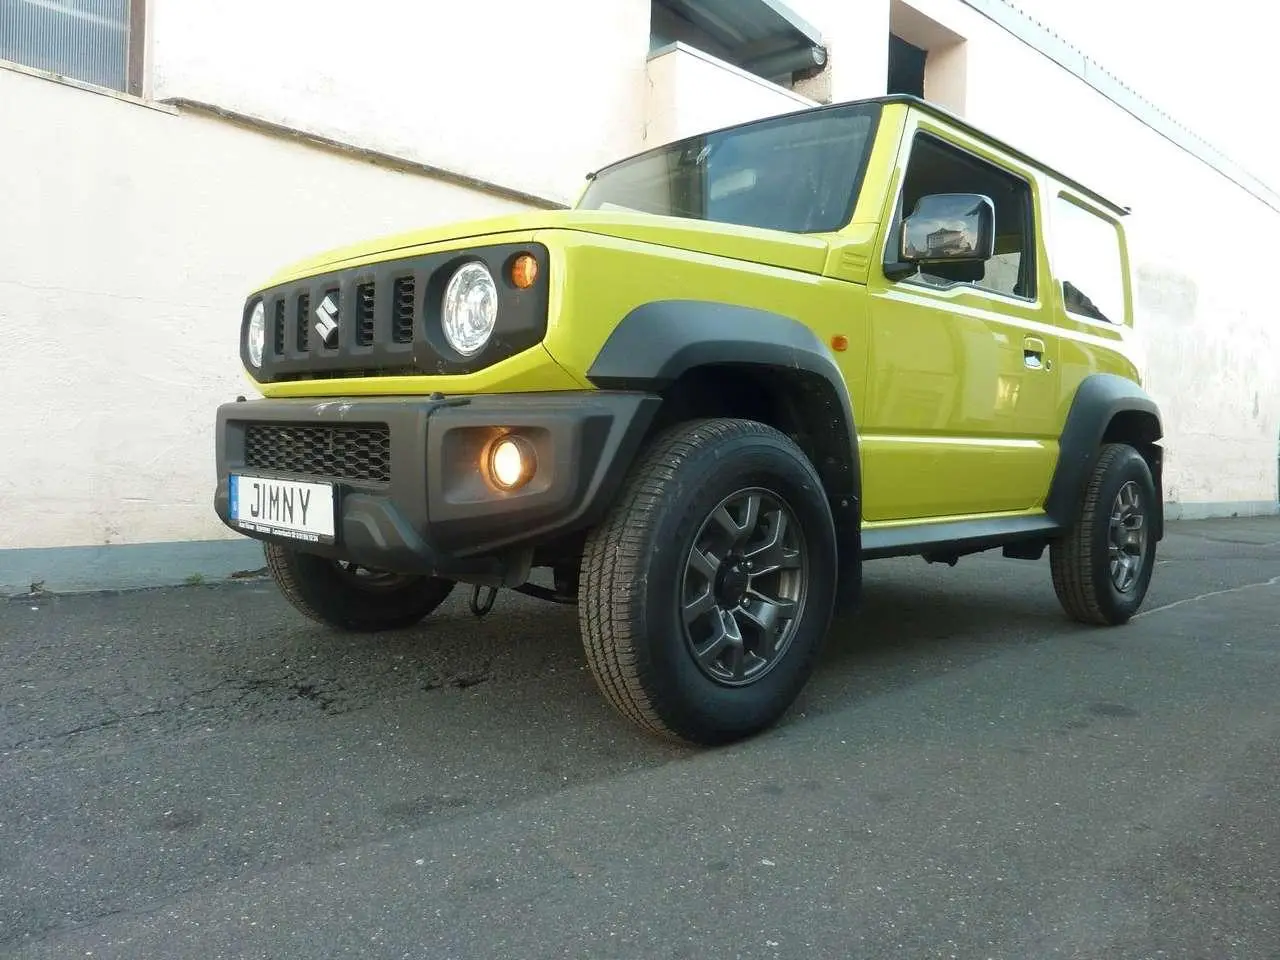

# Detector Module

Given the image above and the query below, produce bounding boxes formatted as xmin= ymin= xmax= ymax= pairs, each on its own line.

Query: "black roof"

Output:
xmin=872 ymin=95 xmax=1129 ymax=216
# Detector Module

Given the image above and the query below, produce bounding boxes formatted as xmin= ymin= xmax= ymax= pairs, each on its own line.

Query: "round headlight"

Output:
xmin=442 ymin=262 xmax=498 ymax=356
xmin=246 ymin=300 xmax=266 ymax=369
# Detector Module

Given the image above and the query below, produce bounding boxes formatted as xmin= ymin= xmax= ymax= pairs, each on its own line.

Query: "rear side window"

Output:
xmin=1051 ymin=196 xmax=1126 ymax=324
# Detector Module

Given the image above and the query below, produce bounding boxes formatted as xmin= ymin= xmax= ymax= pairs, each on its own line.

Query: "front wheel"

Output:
xmin=579 ymin=418 xmax=838 ymax=745
xmin=265 ymin=543 xmax=456 ymax=632
xmin=1050 ymin=442 xmax=1157 ymax=625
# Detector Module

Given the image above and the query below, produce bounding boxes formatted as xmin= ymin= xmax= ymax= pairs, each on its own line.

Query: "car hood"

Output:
xmin=261 ymin=209 xmax=833 ymax=287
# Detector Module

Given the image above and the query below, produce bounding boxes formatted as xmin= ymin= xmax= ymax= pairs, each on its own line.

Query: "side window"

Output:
xmin=896 ymin=134 xmax=1037 ymax=300
xmin=1051 ymin=196 xmax=1126 ymax=324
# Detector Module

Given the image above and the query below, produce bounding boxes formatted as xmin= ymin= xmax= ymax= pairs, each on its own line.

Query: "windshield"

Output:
xmin=578 ymin=103 xmax=881 ymax=234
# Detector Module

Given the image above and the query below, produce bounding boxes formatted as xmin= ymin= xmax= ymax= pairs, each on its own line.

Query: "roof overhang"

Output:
xmin=653 ymin=0 xmax=827 ymax=77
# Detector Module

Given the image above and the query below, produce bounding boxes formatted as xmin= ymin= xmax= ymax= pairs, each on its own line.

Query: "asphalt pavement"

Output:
xmin=2 ymin=516 xmax=1278 ymax=959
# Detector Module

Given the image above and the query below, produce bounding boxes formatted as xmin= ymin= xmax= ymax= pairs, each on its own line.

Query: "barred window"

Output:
xmin=0 ymin=0 xmax=142 ymax=94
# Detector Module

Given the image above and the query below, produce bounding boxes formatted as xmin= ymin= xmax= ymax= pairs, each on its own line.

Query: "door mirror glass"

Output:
xmin=901 ymin=193 xmax=996 ymax=263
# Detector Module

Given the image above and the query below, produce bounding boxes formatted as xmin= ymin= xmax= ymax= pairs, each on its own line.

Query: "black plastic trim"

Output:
xmin=243 ymin=242 xmax=550 ymax=383
xmin=214 ymin=391 xmax=659 ymax=582
xmin=587 ymin=300 xmax=859 ymax=487
xmin=424 ymin=393 xmax=660 ymax=556
xmin=1045 ymin=373 xmax=1165 ymax=540
xmin=861 ymin=515 xmax=1062 ymax=561
xmin=585 ymin=299 xmax=863 ymax=598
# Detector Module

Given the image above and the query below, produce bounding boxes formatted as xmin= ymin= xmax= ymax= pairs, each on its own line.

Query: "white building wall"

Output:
xmin=643 ymin=43 xmax=815 ymax=148
xmin=147 ymin=0 xmax=653 ymax=206
xmin=788 ymin=0 xmax=891 ymax=103
xmin=0 ymin=66 xmax=531 ymax=551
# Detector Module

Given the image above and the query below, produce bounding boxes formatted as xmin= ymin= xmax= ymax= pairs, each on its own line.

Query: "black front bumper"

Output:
xmin=214 ymin=391 xmax=660 ymax=584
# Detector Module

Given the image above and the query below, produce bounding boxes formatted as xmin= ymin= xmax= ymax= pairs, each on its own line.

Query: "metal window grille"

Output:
xmin=0 ymin=0 xmax=133 ymax=92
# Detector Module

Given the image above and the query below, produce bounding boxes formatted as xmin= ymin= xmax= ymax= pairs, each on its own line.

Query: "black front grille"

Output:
xmin=356 ymin=282 xmax=375 ymax=346
xmin=392 ymin=276 xmax=415 ymax=343
xmin=296 ymin=293 xmax=310 ymax=352
xmin=252 ymin=243 xmax=548 ymax=383
xmin=272 ymin=301 xmax=285 ymax=356
xmin=243 ymin=423 xmax=391 ymax=484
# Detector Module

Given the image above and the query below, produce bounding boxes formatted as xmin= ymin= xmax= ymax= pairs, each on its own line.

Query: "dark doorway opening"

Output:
xmin=888 ymin=33 xmax=927 ymax=97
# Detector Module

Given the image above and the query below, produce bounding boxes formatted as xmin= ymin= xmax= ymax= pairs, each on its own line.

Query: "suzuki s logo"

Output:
xmin=314 ymin=294 xmax=339 ymax=348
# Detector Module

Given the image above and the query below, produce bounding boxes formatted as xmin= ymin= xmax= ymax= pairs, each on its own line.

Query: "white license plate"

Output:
xmin=230 ymin=475 xmax=336 ymax=543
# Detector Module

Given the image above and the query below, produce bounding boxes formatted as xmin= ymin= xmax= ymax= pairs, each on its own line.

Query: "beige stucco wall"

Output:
xmin=0 ymin=66 xmax=530 ymax=550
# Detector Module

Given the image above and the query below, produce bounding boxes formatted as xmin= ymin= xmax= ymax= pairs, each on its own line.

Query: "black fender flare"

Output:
xmin=587 ymin=299 xmax=863 ymax=569
xmin=1045 ymin=373 xmax=1165 ymax=539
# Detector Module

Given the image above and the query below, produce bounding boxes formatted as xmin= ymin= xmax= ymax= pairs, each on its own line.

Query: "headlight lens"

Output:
xmin=442 ymin=262 xmax=498 ymax=356
xmin=246 ymin=300 xmax=266 ymax=368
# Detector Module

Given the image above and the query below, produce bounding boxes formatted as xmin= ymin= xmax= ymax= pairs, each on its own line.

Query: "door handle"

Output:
xmin=1023 ymin=337 xmax=1046 ymax=370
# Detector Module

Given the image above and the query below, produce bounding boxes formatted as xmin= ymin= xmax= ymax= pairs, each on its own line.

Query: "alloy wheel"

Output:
xmin=680 ymin=488 xmax=809 ymax=686
xmin=1108 ymin=480 xmax=1148 ymax=593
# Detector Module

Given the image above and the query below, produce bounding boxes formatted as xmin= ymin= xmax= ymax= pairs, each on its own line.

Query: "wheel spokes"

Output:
xmin=683 ymin=587 xmax=717 ymax=624
xmin=1107 ymin=480 xmax=1148 ymax=594
xmin=711 ymin=493 xmax=761 ymax=551
xmin=744 ymin=510 xmax=801 ymax=576
xmin=688 ymin=546 xmax=719 ymax=582
xmin=694 ymin=607 xmax=742 ymax=670
xmin=681 ymin=486 xmax=809 ymax=687
xmin=736 ymin=597 xmax=798 ymax=652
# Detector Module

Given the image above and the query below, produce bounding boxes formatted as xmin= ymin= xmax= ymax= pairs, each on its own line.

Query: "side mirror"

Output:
xmin=900 ymin=193 xmax=996 ymax=263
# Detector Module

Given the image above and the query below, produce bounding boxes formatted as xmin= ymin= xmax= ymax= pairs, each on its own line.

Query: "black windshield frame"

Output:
xmin=578 ymin=102 xmax=884 ymax=235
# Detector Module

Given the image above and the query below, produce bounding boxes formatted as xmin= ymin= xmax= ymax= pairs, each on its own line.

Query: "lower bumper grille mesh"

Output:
xmin=243 ymin=423 xmax=391 ymax=484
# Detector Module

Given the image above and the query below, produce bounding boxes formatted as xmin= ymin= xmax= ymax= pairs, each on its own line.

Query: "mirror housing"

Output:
xmin=900 ymin=193 xmax=996 ymax=263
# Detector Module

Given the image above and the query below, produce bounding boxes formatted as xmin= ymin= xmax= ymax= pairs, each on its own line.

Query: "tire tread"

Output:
xmin=579 ymin=418 xmax=803 ymax=742
xmin=1049 ymin=442 xmax=1143 ymax=625
xmin=265 ymin=544 xmax=454 ymax=632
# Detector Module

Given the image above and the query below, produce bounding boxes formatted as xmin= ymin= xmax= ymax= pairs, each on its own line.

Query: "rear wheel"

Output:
xmin=264 ymin=543 xmax=456 ymax=631
xmin=579 ymin=418 xmax=838 ymax=745
xmin=1050 ymin=442 xmax=1157 ymax=625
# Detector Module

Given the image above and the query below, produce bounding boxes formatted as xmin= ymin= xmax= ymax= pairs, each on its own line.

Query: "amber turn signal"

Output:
xmin=830 ymin=334 xmax=849 ymax=352
xmin=510 ymin=253 xmax=539 ymax=289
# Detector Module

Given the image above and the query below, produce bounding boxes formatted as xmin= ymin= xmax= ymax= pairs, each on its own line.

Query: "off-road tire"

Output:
xmin=579 ymin=418 xmax=838 ymax=745
xmin=265 ymin=543 xmax=456 ymax=632
xmin=1050 ymin=442 xmax=1157 ymax=626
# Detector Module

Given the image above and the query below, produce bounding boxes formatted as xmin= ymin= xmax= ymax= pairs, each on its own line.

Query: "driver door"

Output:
xmin=860 ymin=122 xmax=1060 ymax=523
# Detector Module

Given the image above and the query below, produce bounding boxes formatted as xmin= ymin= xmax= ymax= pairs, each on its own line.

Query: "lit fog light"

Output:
xmin=488 ymin=435 xmax=535 ymax=490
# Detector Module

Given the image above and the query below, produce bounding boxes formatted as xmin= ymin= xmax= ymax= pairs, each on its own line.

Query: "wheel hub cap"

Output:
xmin=680 ymin=488 xmax=809 ymax=687
xmin=716 ymin=560 xmax=750 ymax=607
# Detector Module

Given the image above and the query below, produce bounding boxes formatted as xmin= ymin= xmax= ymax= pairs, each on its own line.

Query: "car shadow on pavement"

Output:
xmin=252 ymin=554 xmax=1080 ymax=748
xmin=4 ymin=554 xmax=1087 ymax=766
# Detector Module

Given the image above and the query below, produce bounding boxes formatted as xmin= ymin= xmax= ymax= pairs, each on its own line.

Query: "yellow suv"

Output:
xmin=214 ymin=95 xmax=1163 ymax=745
